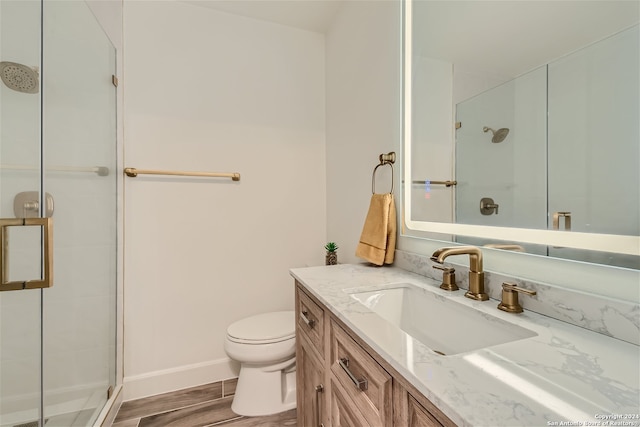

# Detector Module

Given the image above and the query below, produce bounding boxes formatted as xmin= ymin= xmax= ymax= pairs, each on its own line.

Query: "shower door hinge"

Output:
xmin=455 ymin=122 xmax=462 ymax=129
xmin=112 ymin=75 xmax=118 ymax=87
xmin=107 ymin=385 xmax=114 ymax=399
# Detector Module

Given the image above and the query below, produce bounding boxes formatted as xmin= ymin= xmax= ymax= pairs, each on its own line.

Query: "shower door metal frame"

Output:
xmin=0 ymin=217 xmax=53 ymax=292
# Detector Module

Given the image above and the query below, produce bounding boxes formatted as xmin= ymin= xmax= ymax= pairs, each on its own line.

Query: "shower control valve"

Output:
xmin=480 ymin=197 xmax=499 ymax=215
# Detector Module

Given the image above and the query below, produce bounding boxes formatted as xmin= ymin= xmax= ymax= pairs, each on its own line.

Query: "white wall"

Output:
xmin=123 ymin=1 xmax=326 ymax=399
xmin=326 ymin=0 xmax=401 ymax=264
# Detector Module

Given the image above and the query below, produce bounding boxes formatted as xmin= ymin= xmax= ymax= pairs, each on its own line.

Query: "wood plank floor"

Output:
xmin=112 ymin=380 xmax=296 ymax=427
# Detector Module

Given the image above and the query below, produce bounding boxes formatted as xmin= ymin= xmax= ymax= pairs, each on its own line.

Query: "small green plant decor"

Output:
xmin=325 ymin=242 xmax=339 ymax=265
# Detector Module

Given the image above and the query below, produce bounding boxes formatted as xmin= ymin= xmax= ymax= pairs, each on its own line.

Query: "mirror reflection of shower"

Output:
xmin=483 ymin=126 xmax=509 ymax=143
xmin=0 ymin=61 xmax=39 ymax=93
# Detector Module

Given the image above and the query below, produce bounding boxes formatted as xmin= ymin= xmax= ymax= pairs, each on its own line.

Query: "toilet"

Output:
xmin=224 ymin=310 xmax=296 ymax=416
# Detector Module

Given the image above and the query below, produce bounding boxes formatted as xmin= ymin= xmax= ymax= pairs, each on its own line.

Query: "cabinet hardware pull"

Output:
xmin=338 ymin=357 xmax=368 ymax=391
xmin=315 ymin=384 xmax=324 ymax=427
xmin=300 ymin=310 xmax=316 ymax=328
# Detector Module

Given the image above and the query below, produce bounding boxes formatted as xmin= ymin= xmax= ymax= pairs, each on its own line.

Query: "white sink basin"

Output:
xmin=348 ymin=283 xmax=537 ymax=355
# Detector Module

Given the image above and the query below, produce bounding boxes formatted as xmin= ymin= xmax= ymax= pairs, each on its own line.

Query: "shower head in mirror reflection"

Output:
xmin=483 ymin=126 xmax=509 ymax=143
xmin=0 ymin=61 xmax=39 ymax=94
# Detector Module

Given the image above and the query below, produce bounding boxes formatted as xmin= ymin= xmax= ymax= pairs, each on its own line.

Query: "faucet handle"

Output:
xmin=432 ymin=265 xmax=458 ymax=291
xmin=498 ymin=282 xmax=537 ymax=313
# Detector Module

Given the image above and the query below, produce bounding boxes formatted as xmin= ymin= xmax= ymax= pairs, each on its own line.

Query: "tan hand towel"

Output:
xmin=355 ymin=193 xmax=397 ymax=266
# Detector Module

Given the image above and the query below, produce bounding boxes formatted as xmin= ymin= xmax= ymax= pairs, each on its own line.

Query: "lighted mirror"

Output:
xmin=403 ymin=0 xmax=640 ymax=269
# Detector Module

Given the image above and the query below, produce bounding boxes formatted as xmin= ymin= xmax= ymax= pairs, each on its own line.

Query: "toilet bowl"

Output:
xmin=224 ymin=311 xmax=296 ymax=416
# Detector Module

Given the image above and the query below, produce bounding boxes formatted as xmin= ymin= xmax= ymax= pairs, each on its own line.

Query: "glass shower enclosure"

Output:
xmin=1 ymin=1 xmax=117 ymax=426
xmin=454 ymin=25 xmax=639 ymax=268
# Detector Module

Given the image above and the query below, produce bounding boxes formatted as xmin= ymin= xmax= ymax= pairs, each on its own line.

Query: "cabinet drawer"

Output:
xmin=330 ymin=320 xmax=392 ymax=427
xmin=296 ymin=285 xmax=325 ymax=355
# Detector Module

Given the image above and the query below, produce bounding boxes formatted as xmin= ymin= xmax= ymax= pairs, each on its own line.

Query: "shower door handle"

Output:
xmin=0 ymin=217 xmax=53 ymax=291
xmin=552 ymin=212 xmax=572 ymax=231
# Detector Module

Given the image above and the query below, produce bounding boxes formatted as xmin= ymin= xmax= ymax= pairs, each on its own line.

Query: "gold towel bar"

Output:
xmin=124 ymin=167 xmax=240 ymax=181
xmin=1 ymin=164 xmax=109 ymax=176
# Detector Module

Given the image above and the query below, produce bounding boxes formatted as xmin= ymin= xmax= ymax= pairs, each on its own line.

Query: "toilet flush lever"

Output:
xmin=300 ymin=310 xmax=315 ymax=329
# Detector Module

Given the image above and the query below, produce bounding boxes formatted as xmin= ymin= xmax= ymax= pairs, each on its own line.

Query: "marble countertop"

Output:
xmin=290 ymin=264 xmax=640 ymax=427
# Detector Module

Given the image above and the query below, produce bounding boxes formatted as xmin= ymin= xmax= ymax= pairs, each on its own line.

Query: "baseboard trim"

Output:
xmin=123 ymin=358 xmax=239 ymax=401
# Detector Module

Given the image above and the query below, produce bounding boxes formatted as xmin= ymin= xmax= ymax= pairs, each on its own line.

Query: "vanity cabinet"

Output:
xmin=296 ymin=285 xmax=328 ymax=427
xmin=296 ymin=281 xmax=456 ymax=427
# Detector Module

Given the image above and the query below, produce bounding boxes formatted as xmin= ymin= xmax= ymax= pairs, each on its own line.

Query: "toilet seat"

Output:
xmin=227 ymin=334 xmax=295 ymax=345
xmin=227 ymin=311 xmax=295 ymax=344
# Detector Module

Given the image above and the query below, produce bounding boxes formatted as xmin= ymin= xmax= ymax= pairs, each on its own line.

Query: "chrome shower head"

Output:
xmin=483 ymin=126 xmax=509 ymax=143
xmin=0 ymin=61 xmax=39 ymax=94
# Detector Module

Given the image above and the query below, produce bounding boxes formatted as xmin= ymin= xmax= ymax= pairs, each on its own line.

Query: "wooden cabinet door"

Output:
xmin=407 ymin=395 xmax=443 ymax=427
xmin=330 ymin=378 xmax=370 ymax=427
xmin=393 ymin=381 xmax=449 ymax=427
xmin=297 ymin=337 xmax=326 ymax=427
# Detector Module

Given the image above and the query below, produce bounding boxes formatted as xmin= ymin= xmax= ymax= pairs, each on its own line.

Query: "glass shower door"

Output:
xmin=42 ymin=1 xmax=118 ymax=425
xmin=454 ymin=67 xmax=548 ymax=253
xmin=1 ymin=1 xmax=118 ymax=425
xmin=547 ymin=25 xmax=639 ymax=268
xmin=1 ymin=1 xmax=46 ymax=427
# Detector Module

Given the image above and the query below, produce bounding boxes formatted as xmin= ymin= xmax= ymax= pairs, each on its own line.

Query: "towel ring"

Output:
xmin=372 ymin=162 xmax=394 ymax=194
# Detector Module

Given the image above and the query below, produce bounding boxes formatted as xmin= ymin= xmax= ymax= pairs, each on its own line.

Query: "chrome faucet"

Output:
xmin=431 ymin=246 xmax=489 ymax=301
